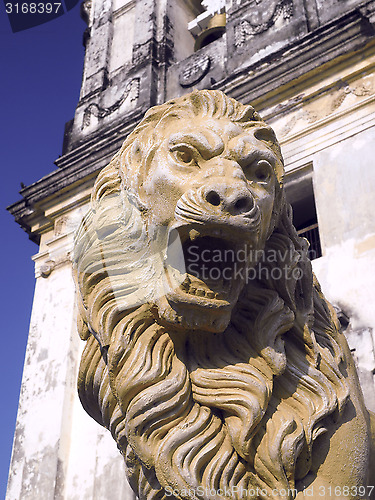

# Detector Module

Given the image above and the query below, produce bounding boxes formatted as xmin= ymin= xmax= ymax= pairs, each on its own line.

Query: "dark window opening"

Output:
xmin=284 ymin=164 xmax=322 ymax=260
xmin=297 ymin=222 xmax=321 ymax=260
xmin=194 ymin=13 xmax=226 ymax=50
xmin=188 ymin=2 xmax=226 ymax=51
xmin=187 ymin=0 xmax=205 ymax=15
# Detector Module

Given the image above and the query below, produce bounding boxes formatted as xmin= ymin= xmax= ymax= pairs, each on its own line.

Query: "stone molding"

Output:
xmin=81 ymin=77 xmax=140 ymax=129
xmin=233 ymin=0 xmax=294 ymax=47
xmin=9 ymin=3 xmax=375 ymax=242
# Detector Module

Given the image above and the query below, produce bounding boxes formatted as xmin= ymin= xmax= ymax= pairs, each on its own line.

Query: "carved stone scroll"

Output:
xmin=234 ymin=0 xmax=294 ymax=47
xmin=179 ymin=54 xmax=211 ymax=87
xmin=82 ymin=77 xmax=140 ymax=129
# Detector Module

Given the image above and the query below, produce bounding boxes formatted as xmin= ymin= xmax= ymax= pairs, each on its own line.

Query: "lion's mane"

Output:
xmin=73 ymin=90 xmax=350 ymax=500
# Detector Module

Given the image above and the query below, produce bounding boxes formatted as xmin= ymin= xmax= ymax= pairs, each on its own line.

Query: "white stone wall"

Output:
xmin=312 ymin=129 xmax=375 ymax=412
xmin=267 ymin=56 xmax=375 ymax=411
xmin=6 ymin=199 xmax=136 ymax=500
xmin=109 ymin=1 xmax=136 ymax=73
xmin=6 ymin=265 xmax=78 ymax=500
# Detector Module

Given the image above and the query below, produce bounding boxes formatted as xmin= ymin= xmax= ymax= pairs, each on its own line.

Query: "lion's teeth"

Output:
xmin=189 ymin=229 xmax=200 ymax=241
xmin=181 ymin=280 xmax=189 ymax=291
xmin=190 ymin=278 xmax=208 ymax=290
xmin=167 ymin=265 xmax=186 ymax=284
xmin=184 ymin=283 xmax=222 ymax=299
xmin=182 ymin=272 xmax=232 ymax=299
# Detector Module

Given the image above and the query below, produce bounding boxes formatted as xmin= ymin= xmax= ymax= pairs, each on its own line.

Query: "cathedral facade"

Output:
xmin=7 ymin=0 xmax=375 ymax=498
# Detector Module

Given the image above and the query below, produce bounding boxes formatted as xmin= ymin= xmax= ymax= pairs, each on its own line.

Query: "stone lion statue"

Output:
xmin=73 ymin=90 xmax=374 ymax=500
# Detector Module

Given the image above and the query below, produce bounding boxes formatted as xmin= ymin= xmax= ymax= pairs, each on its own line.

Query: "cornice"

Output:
xmin=8 ymin=2 xmax=375 ymax=241
xmin=220 ymin=7 xmax=375 ymax=108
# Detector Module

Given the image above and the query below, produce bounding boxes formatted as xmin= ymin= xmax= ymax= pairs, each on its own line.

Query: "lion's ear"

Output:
xmin=119 ymin=137 xmax=150 ymax=194
xmin=90 ymin=148 xmax=137 ymax=240
xmin=129 ymin=138 xmax=143 ymax=165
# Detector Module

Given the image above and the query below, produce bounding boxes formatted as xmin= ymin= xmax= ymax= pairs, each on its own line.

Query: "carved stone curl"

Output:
xmin=73 ymin=90 xmax=374 ymax=500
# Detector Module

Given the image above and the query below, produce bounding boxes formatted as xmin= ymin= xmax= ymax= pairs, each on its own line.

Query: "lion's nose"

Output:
xmin=204 ymin=185 xmax=254 ymax=215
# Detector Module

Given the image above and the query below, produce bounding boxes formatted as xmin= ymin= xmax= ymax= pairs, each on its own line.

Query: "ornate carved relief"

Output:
xmin=39 ymin=260 xmax=56 ymax=278
xmin=73 ymin=90 xmax=374 ymax=500
xmin=234 ymin=0 xmax=294 ymax=47
xmin=82 ymin=77 xmax=140 ymax=129
xmin=179 ymin=54 xmax=211 ymax=87
xmin=54 ymin=216 xmax=68 ymax=236
xmin=279 ymin=75 xmax=375 ymax=138
xmin=38 ymin=250 xmax=72 ymax=278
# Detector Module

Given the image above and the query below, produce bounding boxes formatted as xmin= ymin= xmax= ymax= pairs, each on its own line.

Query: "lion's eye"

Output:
xmin=170 ymin=145 xmax=197 ymax=166
xmin=252 ymin=160 xmax=272 ymax=184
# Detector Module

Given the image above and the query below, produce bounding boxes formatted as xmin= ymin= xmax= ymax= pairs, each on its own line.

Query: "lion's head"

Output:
xmin=73 ymin=90 xmax=352 ymax=500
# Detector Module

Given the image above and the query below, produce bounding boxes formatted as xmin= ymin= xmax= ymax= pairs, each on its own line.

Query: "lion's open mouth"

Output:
xmin=164 ymin=225 xmax=250 ymax=306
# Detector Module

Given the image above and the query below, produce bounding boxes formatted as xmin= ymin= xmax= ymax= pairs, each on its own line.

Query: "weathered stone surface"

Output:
xmin=73 ymin=90 xmax=374 ymax=500
xmin=7 ymin=1 xmax=375 ymax=498
xmin=10 ymin=1 xmax=375 ymax=234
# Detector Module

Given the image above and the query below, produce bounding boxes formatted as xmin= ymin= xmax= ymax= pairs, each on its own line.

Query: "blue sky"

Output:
xmin=0 ymin=6 xmax=85 ymax=497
